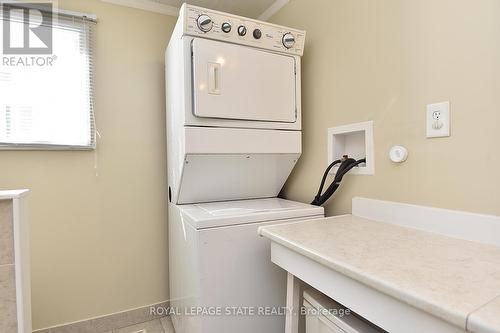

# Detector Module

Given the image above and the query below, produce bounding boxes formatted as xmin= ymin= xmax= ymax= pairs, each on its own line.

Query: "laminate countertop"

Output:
xmin=258 ymin=215 xmax=500 ymax=333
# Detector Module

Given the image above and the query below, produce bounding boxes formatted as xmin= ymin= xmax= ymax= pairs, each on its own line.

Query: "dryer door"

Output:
xmin=192 ymin=38 xmax=297 ymax=123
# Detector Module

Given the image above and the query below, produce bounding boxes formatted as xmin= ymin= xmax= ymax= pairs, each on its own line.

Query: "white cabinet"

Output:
xmin=0 ymin=190 xmax=31 ymax=333
xmin=304 ymin=289 xmax=382 ymax=333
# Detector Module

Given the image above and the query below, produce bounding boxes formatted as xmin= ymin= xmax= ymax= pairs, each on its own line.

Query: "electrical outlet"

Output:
xmin=427 ymin=101 xmax=450 ymax=138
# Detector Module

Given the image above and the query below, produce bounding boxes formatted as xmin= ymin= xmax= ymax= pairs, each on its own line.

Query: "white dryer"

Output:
xmin=166 ymin=4 xmax=306 ymax=204
xmin=165 ymin=4 xmax=322 ymax=333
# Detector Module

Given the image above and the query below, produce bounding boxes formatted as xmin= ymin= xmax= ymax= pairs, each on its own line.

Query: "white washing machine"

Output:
xmin=165 ymin=4 xmax=322 ymax=333
xmin=169 ymin=198 xmax=323 ymax=333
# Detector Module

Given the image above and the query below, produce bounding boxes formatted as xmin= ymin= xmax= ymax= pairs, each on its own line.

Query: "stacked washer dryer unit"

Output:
xmin=166 ymin=4 xmax=324 ymax=333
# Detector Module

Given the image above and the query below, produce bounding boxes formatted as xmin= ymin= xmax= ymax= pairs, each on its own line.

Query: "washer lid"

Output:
xmin=178 ymin=198 xmax=324 ymax=229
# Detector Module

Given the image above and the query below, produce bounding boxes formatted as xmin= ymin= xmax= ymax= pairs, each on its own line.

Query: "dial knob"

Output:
xmin=221 ymin=22 xmax=231 ymax=33
xmin=253 ymin=28 xmax=262 ymax=39
xmin=237 ymin=25 xmax=247 ymax=36
xmin=197 ymin=14 xmax=213 ymax=32
xmin=282 ymin=33 xmax=295 ymax=49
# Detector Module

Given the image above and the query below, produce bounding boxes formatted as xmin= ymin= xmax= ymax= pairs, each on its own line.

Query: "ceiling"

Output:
xmin=158 ymin=0 xmax=278 ymax=18
xmin=102 ymin=0 xmax=288 ymax=20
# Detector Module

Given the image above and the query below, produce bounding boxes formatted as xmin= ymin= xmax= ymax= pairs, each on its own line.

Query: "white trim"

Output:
xmin=2 ymin=1 xmax=97 ymax=21
xmin=56 ymin=8 xmax=97 ymax=21
xmin=352 ymin=197 xmax=500 ymax=247
xmin=12 ymin=195 xmax=32 ymax=333
xmin=258 ymin=0 xmax=290 ymax=21
xmin=100 ymin=0 xmax=179 ymax=16
xmin=0 ymin=190 xmax=29 ymax=200
xmin=285 ymin=272 xmax=300 ymax=333
xmin=33 ymin=300 xmax=169 ymax=332
xmin=13 ymin=198 xmax=24 ymax=333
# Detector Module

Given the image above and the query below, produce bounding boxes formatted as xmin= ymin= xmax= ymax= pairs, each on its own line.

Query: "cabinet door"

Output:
xmin=305 ymin=300 xmax=346 ymax=333
xmin=305 ymin=309 xmax=318 ymax=332
xmin=318 ymin=315 xmax=346 ymax=333
xmin=306 ymin=314 xmax=346 ymax=333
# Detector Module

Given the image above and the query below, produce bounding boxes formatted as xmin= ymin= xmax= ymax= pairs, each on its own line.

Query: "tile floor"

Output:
xmin=109 ymin=317 xmax=174 ymax=333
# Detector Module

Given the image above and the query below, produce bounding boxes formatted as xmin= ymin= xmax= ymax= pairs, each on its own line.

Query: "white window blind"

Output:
xmin=0 ymin=8 xmax=96 ymax=149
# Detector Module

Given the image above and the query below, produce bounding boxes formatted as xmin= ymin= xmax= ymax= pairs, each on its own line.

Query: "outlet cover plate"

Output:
xmin=427 ymin=101 xmax=450 ymax=138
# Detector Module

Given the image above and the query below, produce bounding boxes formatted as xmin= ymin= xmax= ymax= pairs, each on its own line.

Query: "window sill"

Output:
xmin=0 ymin=143 xmax=95 ymax=151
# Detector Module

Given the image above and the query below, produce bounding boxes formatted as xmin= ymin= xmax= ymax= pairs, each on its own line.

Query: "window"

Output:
xmin=0 ymin=5 xmax=96 ymax=149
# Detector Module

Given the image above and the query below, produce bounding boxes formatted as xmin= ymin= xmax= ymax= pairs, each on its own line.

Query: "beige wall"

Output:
xmin=2 ymin=0 xmax=500 ymax=329
xmin=272 ymin=0 xmax=500 ymax=216
xmin=0 ymin=0 xmax=176 ymax=329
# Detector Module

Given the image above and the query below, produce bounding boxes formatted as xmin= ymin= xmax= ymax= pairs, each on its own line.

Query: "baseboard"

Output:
xmin=33 ymin=300 xmax=168 ymax=333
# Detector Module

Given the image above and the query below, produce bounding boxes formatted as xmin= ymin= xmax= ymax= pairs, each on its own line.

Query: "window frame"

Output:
xmin=0 ymin=5 xmax=97 ymax=150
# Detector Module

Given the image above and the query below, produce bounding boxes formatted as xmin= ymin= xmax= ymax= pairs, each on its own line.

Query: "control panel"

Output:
xmin=183 ymin=4 xmax=305 ymax=56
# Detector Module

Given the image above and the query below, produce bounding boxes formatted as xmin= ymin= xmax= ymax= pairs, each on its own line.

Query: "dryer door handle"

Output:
xmin=208 ymin=62 xmax=221 ymax=95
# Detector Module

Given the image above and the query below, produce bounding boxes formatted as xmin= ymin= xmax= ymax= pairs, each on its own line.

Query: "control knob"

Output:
xmin=237 ymin=25 xmax=247 ymax=36
xmin=253 ymin=29 xmax=262 ymax=39
xmin=221 ymin=22 xmax=231 ymax=33
xmin=197 ymin=14 xmax=213 ymax=32
xmin=282 ymin=33 xmax=295 ymax=49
